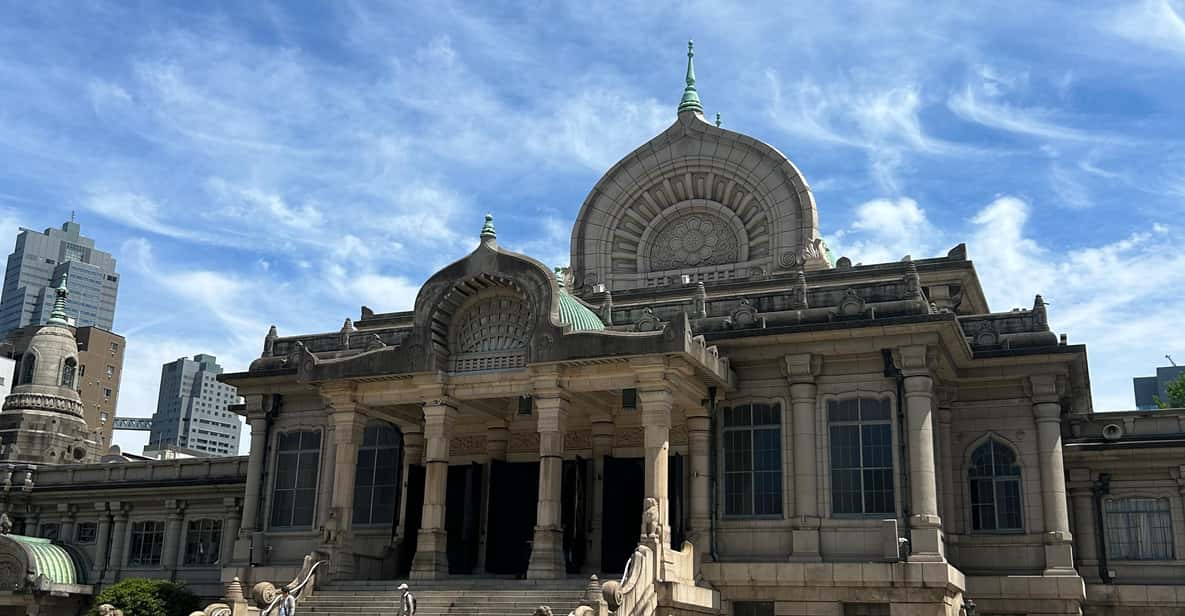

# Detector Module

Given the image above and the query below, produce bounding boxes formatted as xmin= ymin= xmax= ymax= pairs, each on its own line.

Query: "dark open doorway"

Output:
xmin=485 ymin=460 xmax=539 ymax=574
xmin=396 ymin=464 xmax=425 ymax=578
xmin=445 ymin=463 xmax=483 ymax=574
xmin=600 ymin=456 xmax=644 ymax=573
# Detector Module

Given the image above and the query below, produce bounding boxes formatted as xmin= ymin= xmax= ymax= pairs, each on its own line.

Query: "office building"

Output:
xmin=1133 ymin=363 xmax=1185 ymax=409
xmin=0 ymin=220 xmax=119 ymax=340
xmin=148 ymin=354 xmax=242 ymax=456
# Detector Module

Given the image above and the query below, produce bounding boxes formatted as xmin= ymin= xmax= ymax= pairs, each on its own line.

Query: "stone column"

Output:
xmin=528 ymin=393 xmax=569 ymax=579
xmin=104 ymin=504 xmax=129 ymax=582
xmin=1067 ymin=469 xmax=1097 ymax=580
xmin=316 ymin=419 xmax=338 ymax=530
xmin=639 ymin=387 xmax=673 ymax=546
xmin=899 ymin=345 xmax=943 ymax=562
xmin=57 ymin=504 xmax=76 ymax=544
xmin=394 ymin=427 xmax=424 ymax=556
xmin=411 ymin=399 xmax=457 ymax=579
xmin=587 ymin=416 xmax=614 ymax=572
xmin=236 ymin=402 xmax=270 ymax=563
xmin=785 ymin=353 xmax=821 ymax=560
xmin=221 ymin=498 xmax=241 ymax=567
xmin=1031 ymin=375 xmax=1074 ymax=574
xmin=91 ymin=504 xmax=112 ymax=580
xmin=161 ymin=499 xmax=186 ymax=576
xmin=477 ymin=422 xmax=508 ymax=570
xmin=686 ymin=406 xmax=711 ymax=559
xmin=936 ymin=399 xmax=958 ymax=535
xmin=325 ymin=397 xmax=368 ymax=579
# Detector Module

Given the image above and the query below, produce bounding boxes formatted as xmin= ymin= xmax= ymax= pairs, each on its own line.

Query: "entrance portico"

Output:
xmin=293 ymin=217 xmax=734 ymax=580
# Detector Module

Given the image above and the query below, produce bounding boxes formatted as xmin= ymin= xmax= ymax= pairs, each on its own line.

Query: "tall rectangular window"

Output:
xmin=829 ymin=398 xmax=894 ymax=516
xmin=183 ymin=519 xmax=222 ymax=565
xmin=353 ymin=423 xmax=403 ymax=525
xmin=1105 ymin=497 xmax=1174 ymax=560
xmin=270 ymin=430 xmax=321 ymax=528
xmin=128 ymin=521 xmax=165 ymax=566
xmin=722 ymin=403 xmax=782 ymax=516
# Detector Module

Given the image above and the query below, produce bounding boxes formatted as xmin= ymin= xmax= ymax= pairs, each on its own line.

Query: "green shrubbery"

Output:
xmin=89 ymin=578 xmax=201 ymax=616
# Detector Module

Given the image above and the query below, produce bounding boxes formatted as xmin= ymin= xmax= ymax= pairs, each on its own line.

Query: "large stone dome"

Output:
xmin=569 ymin=43 xmax=828 ymax=294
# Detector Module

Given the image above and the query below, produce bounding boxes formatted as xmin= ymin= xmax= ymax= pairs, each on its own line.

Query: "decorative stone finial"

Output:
xmin=678 ymin=40 xmax=704 ymax=115
xmin=715 ymin=112 xmax=722 ymax=127
xmin=480 ymin=213 xmax=496 ymax=239
xmin=47 ymin=273 xmax=70 ymax=325
xmin=554 ymin=267 xmax=566 ymax=289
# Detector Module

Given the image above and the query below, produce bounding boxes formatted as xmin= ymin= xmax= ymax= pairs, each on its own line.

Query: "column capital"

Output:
xmin=56 ymin=503 xmax=76 ymax=517
xmin=1026 ymin=374 xmax=1065 ymax=404
xmin=782 ymin=353 xmax=821 ymax=384
xmin=320 ymin=382 xmax=361 ymax=411
xmin=894 ymin=344 xmax=935 ymax=376
xmin=903 ymin=373 xmax=933 ymax=394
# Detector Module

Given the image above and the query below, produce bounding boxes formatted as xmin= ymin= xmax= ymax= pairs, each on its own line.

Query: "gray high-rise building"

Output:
xmin=1133 ymin=364 xmax=1185 ymax=410
xmin=0 ymin=220 xmax=119 ymax=339
xmin=148 ymin=354 xmax=243 ymax=456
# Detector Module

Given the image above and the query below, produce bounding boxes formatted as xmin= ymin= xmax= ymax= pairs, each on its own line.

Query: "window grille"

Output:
xmin=722 ymin=403 xmax=782 ymax=516
xmin=1105 ymin=497 xmax=1174 ymax=560
xmin=829 ymin=398 xmax=894 ymax=515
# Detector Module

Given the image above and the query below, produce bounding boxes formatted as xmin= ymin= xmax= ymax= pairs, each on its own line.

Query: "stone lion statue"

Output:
xmin=641 ymin=497 xmax=660 ymax=540
xmin=533 ymin=606 xmax=553 ymax=616
xmin=97 ymin=605 xmax=124 ymax=616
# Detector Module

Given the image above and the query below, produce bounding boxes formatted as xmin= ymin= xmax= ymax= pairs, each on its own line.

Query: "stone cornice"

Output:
xmin=1 ymin=393 xmax=83 ymax=418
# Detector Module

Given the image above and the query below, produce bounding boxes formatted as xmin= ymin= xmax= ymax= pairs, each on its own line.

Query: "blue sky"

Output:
xmin=2 ymin=1 xmax=1184 ymax=454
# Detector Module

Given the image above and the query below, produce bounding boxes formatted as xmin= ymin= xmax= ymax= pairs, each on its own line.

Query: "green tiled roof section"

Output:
xmin=8 ymin=535 xmax=79 ymax=585
xmin=558 ymin=292 xmax=605 ymax=332
xmin=554 ymin=267 xmax=604 ymax=332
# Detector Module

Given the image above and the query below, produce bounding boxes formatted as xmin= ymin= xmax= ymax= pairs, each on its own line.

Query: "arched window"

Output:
xmin=18 ymin=355 xmax=36 ymax=385
xmin=969 ymin=438 xmax=1023 ymax=532
xmin=353 ymin=422 xmax=403 ymax=525
xmin=61 ymin=358 xmax=77 ymax=388
xmin=1105 ymin=497 xmax=1174 ymax=560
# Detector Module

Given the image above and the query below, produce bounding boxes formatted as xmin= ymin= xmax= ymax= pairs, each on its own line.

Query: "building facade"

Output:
xmin=148 ymin=354 xmax=242 ymax=456
xmin=1132 ymin=365 xmax=1185 ymax=410
xmin=2 ymin=324 xmax=125 ymax=449
xmin=0 ymin=220 xmax=119 ymax=340
xmin=0 ymin=50 xmax=1180 ymax=616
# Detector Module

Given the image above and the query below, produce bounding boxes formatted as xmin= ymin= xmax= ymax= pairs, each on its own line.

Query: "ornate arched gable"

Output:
xmin=410 ymin=218 xmax=564 ymax=373
xmin=570 ymin=107 xmax=826 ymax=294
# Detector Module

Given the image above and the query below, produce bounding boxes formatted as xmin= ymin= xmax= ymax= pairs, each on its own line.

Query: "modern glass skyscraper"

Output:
xmin=0 ymin=220 xmax=119 ymax=339
xmin=148 ymin=354 xmax=243 ymax=456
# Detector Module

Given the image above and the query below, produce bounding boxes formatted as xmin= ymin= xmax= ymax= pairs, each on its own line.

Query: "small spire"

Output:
xmin=678 ymin=40 xmax=704 ymax=115
xmin=47 ymin=273 xmax=70 ymax=326
xmin=554 ymin=266 xmax=566 ymax=289
xmin=715 ymin=112 xmax=722 ymax=127
xmin=480 ymin=213 xmax=496 ymax=239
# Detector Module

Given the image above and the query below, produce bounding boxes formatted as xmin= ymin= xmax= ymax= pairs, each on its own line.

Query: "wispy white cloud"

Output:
xmin=947 ymin=86 xmax=1103 ymax=142
xmin=1109 ymin=0 xmax=1185 ymax=56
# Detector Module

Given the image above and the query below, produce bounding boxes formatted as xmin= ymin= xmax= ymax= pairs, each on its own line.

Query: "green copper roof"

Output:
xmin=6 ymin=534 xmax=81 ymax=585
xmin=678 ymin=40 xmax=704 ymax=115
xmin=46 ymin=273 xmax=70 ymax=326
xmin=555 ymin=268 xmax=604 ymax=332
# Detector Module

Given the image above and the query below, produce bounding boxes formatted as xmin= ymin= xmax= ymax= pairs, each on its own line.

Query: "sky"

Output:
xmin=2 ymin=1 xmax=1184 ymax=455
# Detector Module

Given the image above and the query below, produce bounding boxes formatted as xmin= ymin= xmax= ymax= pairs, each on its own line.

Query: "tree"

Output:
xmin=89 ymin=578 xmax=200 ymax=616
xmin=1155 ymin=372 xmax=1185 ymax=409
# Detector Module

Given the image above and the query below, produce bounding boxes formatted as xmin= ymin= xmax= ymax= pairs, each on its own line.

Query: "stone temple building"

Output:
xmin=0 ymin=45 xmax=1182 ymax=616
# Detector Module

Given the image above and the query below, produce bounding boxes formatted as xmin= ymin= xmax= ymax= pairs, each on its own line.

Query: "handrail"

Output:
xmin=261 ymin=559 xmax=329 ymax=616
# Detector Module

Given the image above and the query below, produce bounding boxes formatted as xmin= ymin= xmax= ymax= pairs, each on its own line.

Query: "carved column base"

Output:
xmin=906 ymin=526 xmax=945 ymax=562
xmin=527 ymin=526 xmax=564 ymax=579
xmin=790 ymin=529 xmax=822 ymax=561
xmin=1043 ymin=540 xmax=1077 ymax=576
xmin=410 ymin=529 xmax=448 ymax=579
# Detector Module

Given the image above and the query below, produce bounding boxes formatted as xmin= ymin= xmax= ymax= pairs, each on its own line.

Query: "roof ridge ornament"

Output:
xmin=480 ymin=213 xmax=497 ymax=247
xmin=47 ymin=273 xmax=70 ymax=326
xmin=678 ymin=40 xmax=704 ymax=115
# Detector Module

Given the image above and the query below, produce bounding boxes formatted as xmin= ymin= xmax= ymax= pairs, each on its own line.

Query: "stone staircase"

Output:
xmin=302 ymin=578 xmax=591 ymax=616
